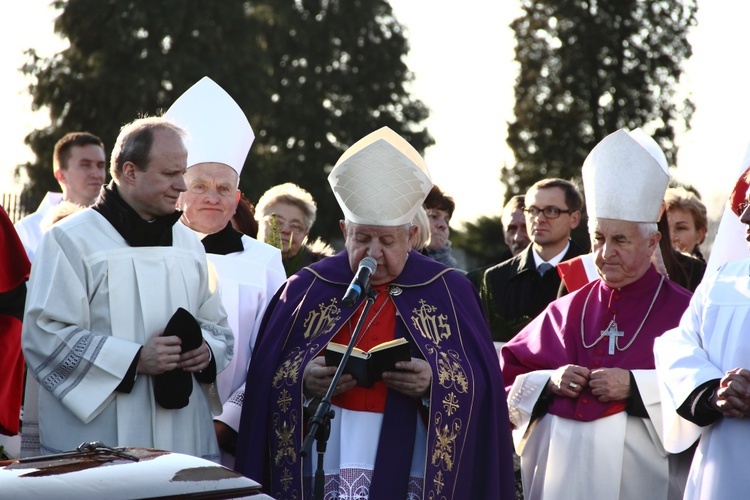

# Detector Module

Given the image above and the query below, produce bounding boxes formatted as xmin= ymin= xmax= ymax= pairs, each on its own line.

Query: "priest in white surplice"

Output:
xmin=22 ymin=117 xmax=233 ymax=462
xmin=500 ymin=129 xmax=693 ymax=500
xmin=654 ymin=165 xmax=750 ymax=499
xmin=167 ymin=77 xmax=286 ymax=467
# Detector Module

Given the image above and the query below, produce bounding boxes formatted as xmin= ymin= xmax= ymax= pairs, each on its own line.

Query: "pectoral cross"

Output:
xmin=602 ymin=320 xmax=624 ymax=355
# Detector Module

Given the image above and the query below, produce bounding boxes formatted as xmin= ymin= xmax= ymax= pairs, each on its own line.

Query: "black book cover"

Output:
xmin=324 ymin=338 xmax=411 ymax=388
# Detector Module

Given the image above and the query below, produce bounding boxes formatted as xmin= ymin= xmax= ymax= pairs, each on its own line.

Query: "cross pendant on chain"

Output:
xmin=602 ymin=320 xmax=624 ymax=355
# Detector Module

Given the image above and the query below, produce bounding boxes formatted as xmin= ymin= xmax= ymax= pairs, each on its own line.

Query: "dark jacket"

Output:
xmin=669 ymin=249 xmax=706 ymax=292
xmin=479 ymin=241 xmax=585 ymax=342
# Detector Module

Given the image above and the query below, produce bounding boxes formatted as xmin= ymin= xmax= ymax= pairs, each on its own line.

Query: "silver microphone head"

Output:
xmin=360 ymin=256 xmax=377 ymax=272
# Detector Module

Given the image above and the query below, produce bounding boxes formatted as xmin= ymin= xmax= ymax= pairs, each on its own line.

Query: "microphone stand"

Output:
xmin=301 ymin=287 xmax=377 ymax=500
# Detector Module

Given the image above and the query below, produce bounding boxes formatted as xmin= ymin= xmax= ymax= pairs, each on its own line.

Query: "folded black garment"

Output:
xmin=154 ymin=307 xmax=203 ymax=409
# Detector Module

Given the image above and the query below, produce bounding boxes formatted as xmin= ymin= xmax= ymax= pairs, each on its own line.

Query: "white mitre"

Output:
xmin=165 ymin=76 xmax=254 ymax=175
xmin=328 ymin=127 xmax=432 ymax=226
xmin=582 ymin=128 xmax=669 ymax=223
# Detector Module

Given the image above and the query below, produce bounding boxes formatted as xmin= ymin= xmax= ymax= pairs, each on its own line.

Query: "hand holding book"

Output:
xmin=325 ymin=337 xmax=411 ymax=388
xmin=302 ymin=357 xmax=356 ymax=399
xmin=381 ymin=357 xmax=433 ymax=399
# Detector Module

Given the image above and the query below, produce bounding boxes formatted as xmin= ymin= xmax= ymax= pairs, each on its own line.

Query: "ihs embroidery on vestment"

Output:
xmin=302 ymin=297 xmax=341 ymax=340
xmin=411 ymin=299 xmax=452 ymax=346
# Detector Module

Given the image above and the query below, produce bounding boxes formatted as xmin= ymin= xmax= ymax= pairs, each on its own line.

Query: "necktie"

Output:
xmin=538 ymin=262 xmax=553 ymax=276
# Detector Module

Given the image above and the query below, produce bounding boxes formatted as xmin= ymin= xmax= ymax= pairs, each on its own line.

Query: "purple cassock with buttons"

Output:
xmin=501 ymin=264 xmax=691 ymax=421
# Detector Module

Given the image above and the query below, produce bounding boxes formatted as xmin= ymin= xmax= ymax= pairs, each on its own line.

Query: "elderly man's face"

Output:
xmin=591 ymin=218 xmax=660 ymax=288
xmin=340 ymin=221 xmax=416 ymax=285
xmin=504 ymin=208 xmax=530 ymax=256
xmin=178 ymin=162 xmax=239 ymax=235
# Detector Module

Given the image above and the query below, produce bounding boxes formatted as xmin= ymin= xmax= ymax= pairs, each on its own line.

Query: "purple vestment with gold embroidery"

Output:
xmin=235 ymin=250 xmax=515 ymax=499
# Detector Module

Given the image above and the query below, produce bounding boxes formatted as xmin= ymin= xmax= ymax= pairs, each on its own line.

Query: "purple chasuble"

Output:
xmin=235 ymin=250 xmax=516 ymax=499
xmin=501 ymin=265 xmax=692 ymax=422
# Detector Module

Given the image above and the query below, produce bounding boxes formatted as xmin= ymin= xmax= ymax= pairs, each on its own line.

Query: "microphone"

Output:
xmin=342 ymin=257 xmax=377 ymax=307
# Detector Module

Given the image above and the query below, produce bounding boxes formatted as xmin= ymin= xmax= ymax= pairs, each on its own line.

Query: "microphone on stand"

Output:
xmin=303 ymin=258 xmax=379 ymax=499
xmin=342 ymin=257 xmax=377 ymax=307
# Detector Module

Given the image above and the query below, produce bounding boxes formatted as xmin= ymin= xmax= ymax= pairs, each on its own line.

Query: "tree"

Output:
xmin=20 ymin=0 xmax=432 ymax=243
xmin=502 ymin=0 xmax=697 ymax=198
xmin=450 ymin=215 xmax=508 ymax=271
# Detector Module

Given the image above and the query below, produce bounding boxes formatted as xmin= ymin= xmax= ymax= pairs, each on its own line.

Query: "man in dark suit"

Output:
xmin=479 ymin=178 xmax=585 ymax=342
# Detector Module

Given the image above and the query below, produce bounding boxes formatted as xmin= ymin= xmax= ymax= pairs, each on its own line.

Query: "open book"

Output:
xmin=324 ymin=337 xmax=411 ymax=388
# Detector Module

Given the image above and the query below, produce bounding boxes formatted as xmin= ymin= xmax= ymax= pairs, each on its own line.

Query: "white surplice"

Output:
xmin=14 ymin=192 xmax=62 ymax=262
xmin=508 ymin=369 xmax=687 ymax=500
xmin=202 ymin=232 xmax=285 ymax=467
xmin=655 ymin=259 xmax=750 ymax=499
xmin=22 ymin=208 xmax=233 ymax=461
xmin=16 ymin=192 xmax=63 ymax=457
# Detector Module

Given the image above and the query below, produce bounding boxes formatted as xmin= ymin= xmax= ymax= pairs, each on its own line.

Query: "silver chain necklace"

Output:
xmin=580 ymin=275 xmax=664 ymax=354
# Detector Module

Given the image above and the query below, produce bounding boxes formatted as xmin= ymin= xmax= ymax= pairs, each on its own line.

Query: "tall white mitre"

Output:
xmin=328 ymin=127 xmax=433 ymax=226
xmin=164 ymin=76 xmax=254 ymax=174
xmin=582 ymin=128 xmax=669 ymax=223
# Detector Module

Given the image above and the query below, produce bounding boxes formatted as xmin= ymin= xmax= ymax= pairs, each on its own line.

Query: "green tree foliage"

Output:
xmin=451 ymin=215 xmax=508 ymax=271
xmin=20 ymin=0 xmax=432 ymax=243
xmin=502 ymin=0 xmax=696 ymax=198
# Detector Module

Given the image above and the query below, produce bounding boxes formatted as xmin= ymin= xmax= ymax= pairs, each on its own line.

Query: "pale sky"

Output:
xmin=2 ymin=1 xmax=748 ymax=228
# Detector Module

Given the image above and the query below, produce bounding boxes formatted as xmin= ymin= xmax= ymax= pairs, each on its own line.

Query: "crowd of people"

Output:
xmin=3 ymin=75 xmax=750 ymax=499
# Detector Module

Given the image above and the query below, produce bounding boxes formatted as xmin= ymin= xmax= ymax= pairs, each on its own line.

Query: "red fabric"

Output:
xmin=0 ymin=206 xmax=29 ymax=436
xmin=557 ymin=256 xmax=592 ymax=293
xmin=330 ymin=287 xmax=396 ymax=413
xmin=0 ymin=205 xmax=30 ymax=292
xmin=0 ymin=315 xmax=24 ymax=435
xmin=730 ymin=166 xmax=750 ymax=216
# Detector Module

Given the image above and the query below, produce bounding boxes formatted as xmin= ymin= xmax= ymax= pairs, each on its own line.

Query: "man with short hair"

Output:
xmin=479 ymin=178 xmax=585 ymax=342
xmin=15 ymin=132 xmax=106 ymax=262
xmin=22 ymin=117 xmax=233 ymax=461
xmin=235 ymin=127 xmax=515 ymax=499
xmin=167 ymin=77 xmax=285 ymax=467
xmin=501 ymin=128 xmax=693 ymax=499
xmin=465 ymin=195 xmax=530 ymax=293
xmin=503 ymin=195 xmax=531 ymax=258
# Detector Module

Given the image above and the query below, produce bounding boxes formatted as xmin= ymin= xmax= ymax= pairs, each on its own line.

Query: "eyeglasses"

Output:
xmin=523 ymin=206 xmax=573 ymax=219
xmin=263 ymin=214 xmax=307 ymax=234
